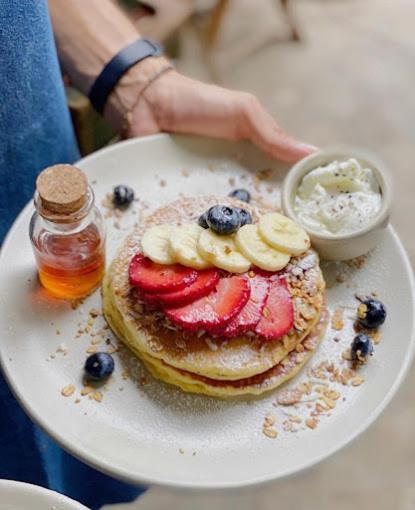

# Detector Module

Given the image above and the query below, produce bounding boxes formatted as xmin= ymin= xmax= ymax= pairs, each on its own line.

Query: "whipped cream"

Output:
xmin=294 ymin=158 xmax=382 ymax=235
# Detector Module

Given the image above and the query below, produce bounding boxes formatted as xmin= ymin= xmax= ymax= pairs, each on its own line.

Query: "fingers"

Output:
xmin=240 ymin=93 xmax=317 ymax=163
xmin=130 ymin=72 xmax=317 ymax=164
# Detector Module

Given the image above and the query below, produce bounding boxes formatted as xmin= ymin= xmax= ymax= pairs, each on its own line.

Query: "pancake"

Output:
xmin=103 ymin=196 xmax=326 ymax=386
xmin=123 ymin=305 xmax=328 ymax=397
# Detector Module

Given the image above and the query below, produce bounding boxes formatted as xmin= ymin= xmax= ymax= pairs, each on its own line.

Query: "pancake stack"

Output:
xmin=103 ymin=196 xmax=327 ymax=397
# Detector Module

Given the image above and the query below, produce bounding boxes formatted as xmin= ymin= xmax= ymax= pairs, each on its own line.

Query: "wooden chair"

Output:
xmin=206 ymin=0 xmax=301 ymax=49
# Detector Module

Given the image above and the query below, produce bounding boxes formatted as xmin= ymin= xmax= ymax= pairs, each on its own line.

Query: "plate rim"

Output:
xmin=0 ymin=479 xmax=89 ymax=509
xmin=0 ymin=135 xmax=414 ymax=489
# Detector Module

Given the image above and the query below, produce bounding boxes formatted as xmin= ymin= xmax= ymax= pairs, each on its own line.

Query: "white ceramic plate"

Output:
xmin=0 ymin=480 xmax=88 ymax=510
xmin=0 ymin=135 xmax=414 ymax=489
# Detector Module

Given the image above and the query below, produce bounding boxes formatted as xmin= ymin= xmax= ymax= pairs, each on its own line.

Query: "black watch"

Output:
xmin=88 ymin=38 xmax=162 ymax=114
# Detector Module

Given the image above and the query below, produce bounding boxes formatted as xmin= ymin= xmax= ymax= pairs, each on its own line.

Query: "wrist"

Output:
xmin=104 ymin=55 xmax=171 ymax=133
xmin=50 ymin=0 xmax=140 ymax=95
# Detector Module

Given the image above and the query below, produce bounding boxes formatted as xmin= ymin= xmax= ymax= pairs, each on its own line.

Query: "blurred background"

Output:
xmin=66 ymin=0 xmax=414 ymax=508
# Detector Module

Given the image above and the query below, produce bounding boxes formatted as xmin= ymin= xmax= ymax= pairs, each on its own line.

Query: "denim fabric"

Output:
xmin=0 ymin=1 xmax=144 ymax=507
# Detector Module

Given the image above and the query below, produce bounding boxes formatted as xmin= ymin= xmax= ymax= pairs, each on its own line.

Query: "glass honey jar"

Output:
xmin=29 ymin=164 xmax=106 ymax=299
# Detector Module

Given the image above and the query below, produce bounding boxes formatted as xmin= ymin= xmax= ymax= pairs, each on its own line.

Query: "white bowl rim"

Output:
xmin=282 ymin=146 xmax=393 ymax=241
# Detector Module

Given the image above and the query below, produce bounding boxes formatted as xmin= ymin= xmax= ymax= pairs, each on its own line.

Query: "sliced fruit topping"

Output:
xmin=236 ymin=224 xmax=290 ymax=272
xmin=206 ymin=204 xmax=241 ymax=235
xmin=217 ymin=275 xmax=269 ymax=337
xmin=143 ymin=269 xmax=220 ymax=307
xmin=165 ymin=275 xmax=250 ymax=331
xmin=198 ymin=229 xmax=251 ymax=273
xmin=129 ymin=253 xmax=197 ymax=293
xmin=169 ymin=224 xmax=212 ymax=270
xmin=259 ymin=212 xmax=310 ymax=256
xmin=228 ymin=188 xmax=251 ymax=203
xmin=138 ymin=290 xmax=161 ymax=308
xmin=141 ymin=224 xmax=177 ymax=265
xmin=255 ymin=278 xmax=294 ymax=340
xmin=250 ymin=266 xmax=281 ymax=280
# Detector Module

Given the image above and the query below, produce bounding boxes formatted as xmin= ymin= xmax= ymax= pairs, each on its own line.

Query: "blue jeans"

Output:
xmin=0 ymin=1 xmax=144 ymax=507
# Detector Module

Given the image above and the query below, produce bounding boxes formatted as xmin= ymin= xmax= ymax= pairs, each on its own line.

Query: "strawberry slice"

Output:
xmin=165 ymin=275 xmax=250 ymax=331
xmin=255 ymin=278 xmax=294 ymax=340
xmin=215 ymin=275 xmax=270 ymax=337
xmin=143 ymin=269 xmax=220 ymax=307
xmin=137 ymin=290 xmax=160 ymax=308
xmin=129 ymin=253 xmax=197 ymax=293
xmin=252 ymin=266 xmax=282 ymax=281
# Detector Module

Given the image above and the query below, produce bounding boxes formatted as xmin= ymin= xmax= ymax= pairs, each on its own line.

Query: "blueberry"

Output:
xmin=351 ymin=333 xmax=374 ymax=363
xmin=198 ymin=210 xmax=209 ymax=229
xmin=113 ymin=185 xmax=134 ymax=208
xmin=206 ymin=205 xmax=241 ymax=235
xmin=237 ymin=208 xmax=252 ymax=227
xmin=84 ymin=352 xmax=115 ymax=381
xmin=357 ymin=298 xmax=386 ymax=329
xmin=228 ymin=189 xmax=251 ymax=203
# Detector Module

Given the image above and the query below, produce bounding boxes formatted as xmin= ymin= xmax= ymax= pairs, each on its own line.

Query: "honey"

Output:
xmin=32 ymin=224 xmax=105 ymax=299
xmin=29 ymin=164 xmax=106 ymax=299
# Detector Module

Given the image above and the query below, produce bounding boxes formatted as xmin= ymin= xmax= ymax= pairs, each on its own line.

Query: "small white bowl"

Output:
xmin=281 ymin=146 xmax=392 ymax=261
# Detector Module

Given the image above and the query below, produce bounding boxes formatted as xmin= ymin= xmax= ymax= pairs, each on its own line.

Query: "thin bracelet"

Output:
xmin=121 ymin=62 xmax=174 ymax=138
xmin=88 ymin=38 xmax=163 ymax=114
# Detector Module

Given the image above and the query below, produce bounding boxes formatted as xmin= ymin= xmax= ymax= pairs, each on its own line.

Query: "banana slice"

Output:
xmin=198 ymin=229 xmax=251 ymax=273
xmin=259 ymin=212 xmax=310 ymax=256
xmin=169 ymin=224 xmax=212 ymax=269
xmin=141 ymin=225 xmax=177 ymax=264
xmin=236 ymin=224 xmax=290 ymax=271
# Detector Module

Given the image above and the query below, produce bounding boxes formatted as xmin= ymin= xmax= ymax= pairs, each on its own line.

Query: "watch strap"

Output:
xmin=88 ymin=38 xmax=162 ymax=114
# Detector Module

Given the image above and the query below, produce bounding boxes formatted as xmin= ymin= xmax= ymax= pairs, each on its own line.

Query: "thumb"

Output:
xmin=242 ymin=94 xmax=317 ymax=163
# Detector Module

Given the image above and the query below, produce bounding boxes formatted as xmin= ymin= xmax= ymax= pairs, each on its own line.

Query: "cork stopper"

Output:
xmin=36 ymin=164 xmax=88 ymax=215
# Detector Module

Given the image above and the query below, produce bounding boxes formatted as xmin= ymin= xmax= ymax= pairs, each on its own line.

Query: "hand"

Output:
xmin=108 ymin=61 xmax=316 ymax=163
xmin=50 ymin=0 xmax=315 ymax=163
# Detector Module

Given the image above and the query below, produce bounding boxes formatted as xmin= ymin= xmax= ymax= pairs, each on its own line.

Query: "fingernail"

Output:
xmin=299 ymin=143 xmax=319 ymax=153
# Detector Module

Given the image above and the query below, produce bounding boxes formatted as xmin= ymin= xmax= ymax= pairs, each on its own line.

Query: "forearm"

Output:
xmin=48 ymin=0 xmax=314 ymax=162
xmin=48 ymin=0 xmax=169 ymax=130
xmin=48 ymin=0 xmax=139 ymax=94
